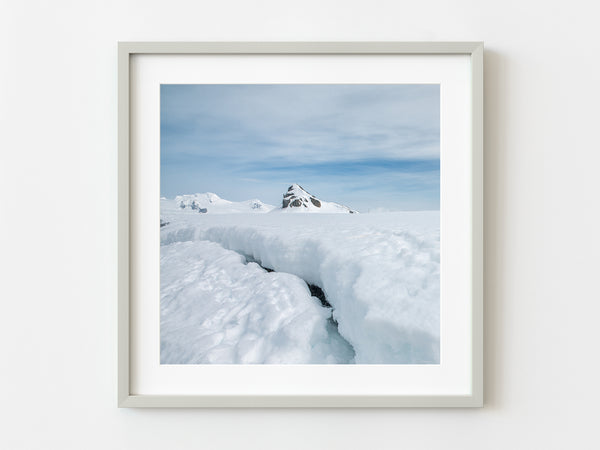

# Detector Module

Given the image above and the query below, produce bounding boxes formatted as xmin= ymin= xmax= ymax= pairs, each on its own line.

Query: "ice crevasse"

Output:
xmin=161 ymin=212 xmax=440 ymax=364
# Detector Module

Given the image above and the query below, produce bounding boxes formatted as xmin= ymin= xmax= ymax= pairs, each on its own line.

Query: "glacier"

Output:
xmin=161 ymin=240 xmax=354 ymax=364
xmin=160 ymin=196 xmax=440 ymax=364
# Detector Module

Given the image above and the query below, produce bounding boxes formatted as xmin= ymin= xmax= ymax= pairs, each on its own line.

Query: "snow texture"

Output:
xmin=161 ymin=240 xmax=354 ymax=364
xmin=161 ymin=196 xmax=440 ymax=364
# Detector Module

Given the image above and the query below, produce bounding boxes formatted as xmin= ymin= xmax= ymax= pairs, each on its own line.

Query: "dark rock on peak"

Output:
xmin=280 ymin=183 xmax=357 ymax=213
xmin=282 ymin=184 xmax=320 ymax=210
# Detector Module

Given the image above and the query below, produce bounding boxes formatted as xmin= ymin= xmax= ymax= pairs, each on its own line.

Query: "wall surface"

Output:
xmin=1 ymin=0 xmax=598 ymax=449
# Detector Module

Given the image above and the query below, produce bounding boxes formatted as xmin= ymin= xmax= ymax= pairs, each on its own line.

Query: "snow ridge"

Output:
xmin=160 ymin=211 xmax=440 ymax=364
xmin=161 ymin=240 xmax=355 ymax=364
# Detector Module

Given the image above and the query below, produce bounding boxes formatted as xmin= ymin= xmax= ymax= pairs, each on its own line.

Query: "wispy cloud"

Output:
xmin=161 ymin=84 xmax=439 ymax=211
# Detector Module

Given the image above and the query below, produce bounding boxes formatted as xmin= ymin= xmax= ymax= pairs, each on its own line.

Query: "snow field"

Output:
xmin=161 ymin=240 xmax=355 ymax=364
xmin=161 ymin=202 xmax=440 ymax=364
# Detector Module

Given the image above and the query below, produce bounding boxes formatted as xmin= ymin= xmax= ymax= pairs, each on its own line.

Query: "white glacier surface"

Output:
xmin=161 ymin=198 xmax=440 ymax=364
xmin=161 ymin=240 xmax=354 ymax=364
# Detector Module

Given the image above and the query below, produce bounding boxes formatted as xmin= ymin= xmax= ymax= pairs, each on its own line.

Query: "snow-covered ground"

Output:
xmin=161 ymin=240 xmax=354 ymax=364
xmin=160 ymin=197 xmax=440 ymax=364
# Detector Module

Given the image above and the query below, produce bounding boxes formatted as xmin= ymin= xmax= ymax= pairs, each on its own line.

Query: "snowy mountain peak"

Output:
xmin=282 ymin=184 xmax=317 ymax=208
xmin=281 ymin=184 xmax=357 ymax=214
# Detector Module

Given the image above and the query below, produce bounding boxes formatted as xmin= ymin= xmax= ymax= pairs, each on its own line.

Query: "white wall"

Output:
xmin=1 ymin=1 xmax=598 ymax=448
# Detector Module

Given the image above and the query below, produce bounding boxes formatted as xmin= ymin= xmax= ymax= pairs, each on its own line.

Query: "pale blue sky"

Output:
xmin=161 ymin=84 xmax=439 ymax=212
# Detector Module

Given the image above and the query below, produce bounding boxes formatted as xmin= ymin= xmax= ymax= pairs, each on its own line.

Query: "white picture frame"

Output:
xmin=118 ymin=42 xmax=483 ymax=407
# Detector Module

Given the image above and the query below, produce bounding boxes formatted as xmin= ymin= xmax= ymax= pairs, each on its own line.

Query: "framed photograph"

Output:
xmin=118 ymin=42 xmax=483 ymax=407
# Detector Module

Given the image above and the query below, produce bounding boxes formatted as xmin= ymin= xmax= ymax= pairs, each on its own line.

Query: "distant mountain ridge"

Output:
xmin=170 ymin=185 xmax=357 ymax=214
xmin=175 ymin=193 xmax=275 ymax=214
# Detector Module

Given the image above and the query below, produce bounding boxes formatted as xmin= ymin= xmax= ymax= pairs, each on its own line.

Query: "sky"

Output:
xmin=161 ymin=84 xmax=439 ymax=212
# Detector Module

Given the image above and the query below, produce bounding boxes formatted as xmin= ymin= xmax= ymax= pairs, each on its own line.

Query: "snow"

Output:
xmin=278 ymin=183 xmax=357 ymax=213
xmin=161 ymin=240 xmax=354 ymax=364
xmin=161 ymin=196 xmax=440 ymax=364
xmin=175 ymin=192 xmax=275 ymax=214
